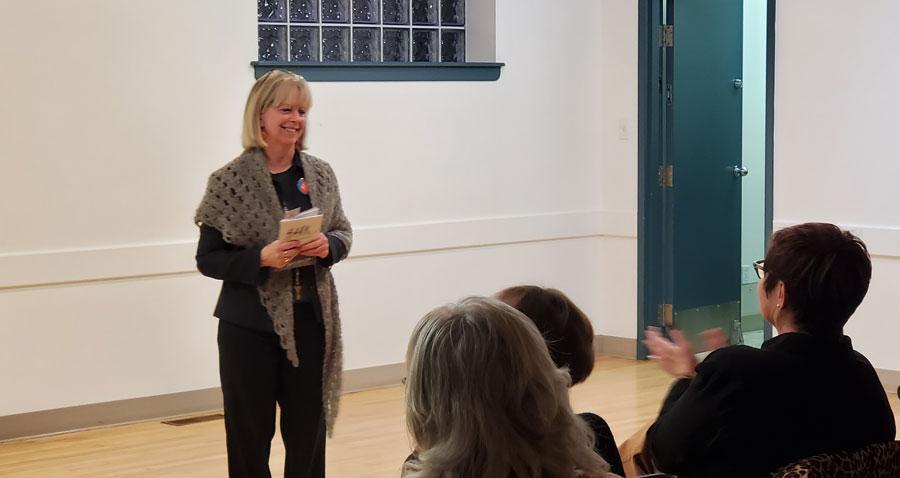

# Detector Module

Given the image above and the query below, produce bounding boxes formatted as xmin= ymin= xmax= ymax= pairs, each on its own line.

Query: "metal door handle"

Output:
xmin=733 ymin=166 xmax=748 ymax=177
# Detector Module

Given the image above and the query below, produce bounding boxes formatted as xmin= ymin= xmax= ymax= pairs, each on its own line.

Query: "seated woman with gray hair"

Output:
xmin=402 ymin=296 xmax=617 ymax=478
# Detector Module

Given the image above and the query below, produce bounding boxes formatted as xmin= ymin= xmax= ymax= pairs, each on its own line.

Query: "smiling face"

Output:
xmin=242 ymin=70 xmax=312 ymax=151
xmin=259 ymin=86 xmax=307 ymax=150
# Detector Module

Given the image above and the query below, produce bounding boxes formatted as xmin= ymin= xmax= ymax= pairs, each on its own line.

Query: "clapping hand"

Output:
xmin=644 ymin=327 xmax=698 ymax=378
xmin=699 ymin=328 xmax=727 ymax=352
xmin=644 ymin=326 xmax=728 ymax=379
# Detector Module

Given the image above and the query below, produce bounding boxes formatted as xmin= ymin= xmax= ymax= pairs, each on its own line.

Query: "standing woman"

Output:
xmin=194 ymin=70 xmax=352 ymax=478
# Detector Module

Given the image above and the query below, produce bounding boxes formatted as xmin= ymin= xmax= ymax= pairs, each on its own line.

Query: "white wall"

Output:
xmin=9 ymin=0 xmax=898 ymax=419
xmin=597 ymin=0 xmax=639 ymax=340
xmin=8 ymin=0 xmax=896 ymax=420
xmin=775 ymin=0 xmax=900 ymax=370
xmin=0 ymin=0 xmax=639 ymax=416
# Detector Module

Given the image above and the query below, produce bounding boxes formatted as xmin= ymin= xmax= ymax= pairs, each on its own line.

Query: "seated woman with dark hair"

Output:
xmin=495 ymin=286 xmax=625 ymax=477
xmin=626 ymin=223 xmax=896 ymax=478
xmin=402 ymin=297 xmax=617 ymax=478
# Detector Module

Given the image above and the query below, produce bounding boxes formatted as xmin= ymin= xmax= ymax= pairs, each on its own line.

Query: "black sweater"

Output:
xmin=647 ymin=332 xmax=895 ymax=478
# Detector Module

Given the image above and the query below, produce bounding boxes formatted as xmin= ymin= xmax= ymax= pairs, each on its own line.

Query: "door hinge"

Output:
xmin=658 ymin=165 xmax=673 ymax=187
xmin=658 ymin=304 xmax=674 ymax=326
xmin=659 ymin=25 xmax=674 ymax=47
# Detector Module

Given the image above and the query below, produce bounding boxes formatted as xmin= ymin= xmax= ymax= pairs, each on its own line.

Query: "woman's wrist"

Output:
xmin=260 ymin=248 xmax=276 ymax=268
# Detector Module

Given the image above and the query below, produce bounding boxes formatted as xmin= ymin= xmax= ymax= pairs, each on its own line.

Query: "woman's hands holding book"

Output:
xmin=297 ymin=233 xmax=330 ymax=259
xmin=261 ymin=239 xmax=302 ymax=268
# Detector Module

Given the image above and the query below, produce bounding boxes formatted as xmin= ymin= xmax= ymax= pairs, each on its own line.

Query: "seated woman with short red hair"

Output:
xmin=631 ymin=223 xmax=895 ymax=478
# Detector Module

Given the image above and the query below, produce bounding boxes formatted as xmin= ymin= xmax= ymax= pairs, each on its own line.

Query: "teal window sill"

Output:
xmin=252 ymin=61 xmax=504 ymax=82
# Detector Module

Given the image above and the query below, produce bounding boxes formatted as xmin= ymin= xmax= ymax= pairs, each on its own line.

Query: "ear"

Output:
xmin=776 ymin=281 xmax=788 ymax=309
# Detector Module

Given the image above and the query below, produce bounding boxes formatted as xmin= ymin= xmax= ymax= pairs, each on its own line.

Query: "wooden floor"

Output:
xmin=1 ymin=357 xmax=898 ymax=477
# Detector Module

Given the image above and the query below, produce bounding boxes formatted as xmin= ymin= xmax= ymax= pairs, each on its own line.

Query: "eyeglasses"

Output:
xmin=753 ymin=260 xmax=765 ymax=280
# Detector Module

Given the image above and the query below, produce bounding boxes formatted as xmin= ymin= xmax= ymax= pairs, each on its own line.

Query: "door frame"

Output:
xmin=636 ymin=0 xmax=777 ymax=358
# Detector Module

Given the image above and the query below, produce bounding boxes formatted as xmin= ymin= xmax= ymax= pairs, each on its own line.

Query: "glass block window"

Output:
xmin=258 ymin=0 xmax=465 ymax=62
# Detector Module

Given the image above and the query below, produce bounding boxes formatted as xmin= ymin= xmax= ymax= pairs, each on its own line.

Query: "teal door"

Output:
xmin=663 ymin=0 xmax=745 ymax=348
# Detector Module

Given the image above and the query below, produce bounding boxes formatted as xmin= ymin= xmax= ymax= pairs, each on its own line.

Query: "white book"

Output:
xmin=278 ymin=207 xmax=323 ymax=243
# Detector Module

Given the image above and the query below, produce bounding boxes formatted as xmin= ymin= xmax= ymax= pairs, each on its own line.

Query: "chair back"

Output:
xmin=769 ymin=441 xmax=900 ymax=478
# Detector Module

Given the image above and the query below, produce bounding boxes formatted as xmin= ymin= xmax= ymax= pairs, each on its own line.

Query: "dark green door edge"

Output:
xmin=762 ymin=0 xmax=776 ymax=342
xmin=637 ymin=0 xmax=665 ymax=360
xmin=252 ymin=61 xmax=505 ymax=81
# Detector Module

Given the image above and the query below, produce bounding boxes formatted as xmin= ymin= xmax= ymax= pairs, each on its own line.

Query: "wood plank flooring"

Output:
xmin=1 ymin=357 xmax=898 ymax=477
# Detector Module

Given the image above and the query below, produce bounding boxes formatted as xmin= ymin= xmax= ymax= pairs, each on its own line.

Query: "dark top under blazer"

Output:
xmin=647 ymin=332 xmax=895 ymax=478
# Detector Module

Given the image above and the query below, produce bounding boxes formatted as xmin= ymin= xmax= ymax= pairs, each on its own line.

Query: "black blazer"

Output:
xmin=647 ymin=333 xmax=895 ymax=478
xmin=196 ymin=224 xmax=345 ymax=332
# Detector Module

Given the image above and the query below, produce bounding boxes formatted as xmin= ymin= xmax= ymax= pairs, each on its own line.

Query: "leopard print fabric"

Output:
xmin=770 ymin=441 xmax=900 ymax=478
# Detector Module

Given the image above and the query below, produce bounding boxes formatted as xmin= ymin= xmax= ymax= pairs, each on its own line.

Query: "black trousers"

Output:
xmin=218 ymin=303 xmax=325 ymax=478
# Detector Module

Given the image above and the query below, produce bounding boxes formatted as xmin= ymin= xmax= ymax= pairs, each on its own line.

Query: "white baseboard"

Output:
xmin=0 ymin=387 xmax=223 ymax=443
xmin=0 ymin=335 xmax=641 ymax=442
xmin=593 ymin=334 xmax=638 ymax=360
xmin=5 ymin=351 xmax=895 ymax=443
xmin=876 ymin=368 xmax=900 ymax=395
xmin=0 ymin=361 xmax=408 ymax=443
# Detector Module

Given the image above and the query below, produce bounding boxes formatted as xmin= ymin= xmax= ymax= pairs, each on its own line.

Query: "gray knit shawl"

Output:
xmin=194 ymin=147 xmax=352 ymax=434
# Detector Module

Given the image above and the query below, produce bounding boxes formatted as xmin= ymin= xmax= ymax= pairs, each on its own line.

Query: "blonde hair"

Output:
xmin=403 ymin=297 xmax=608 ymax=478
xmin=241 ymin=70 xmax=312 ymax=150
